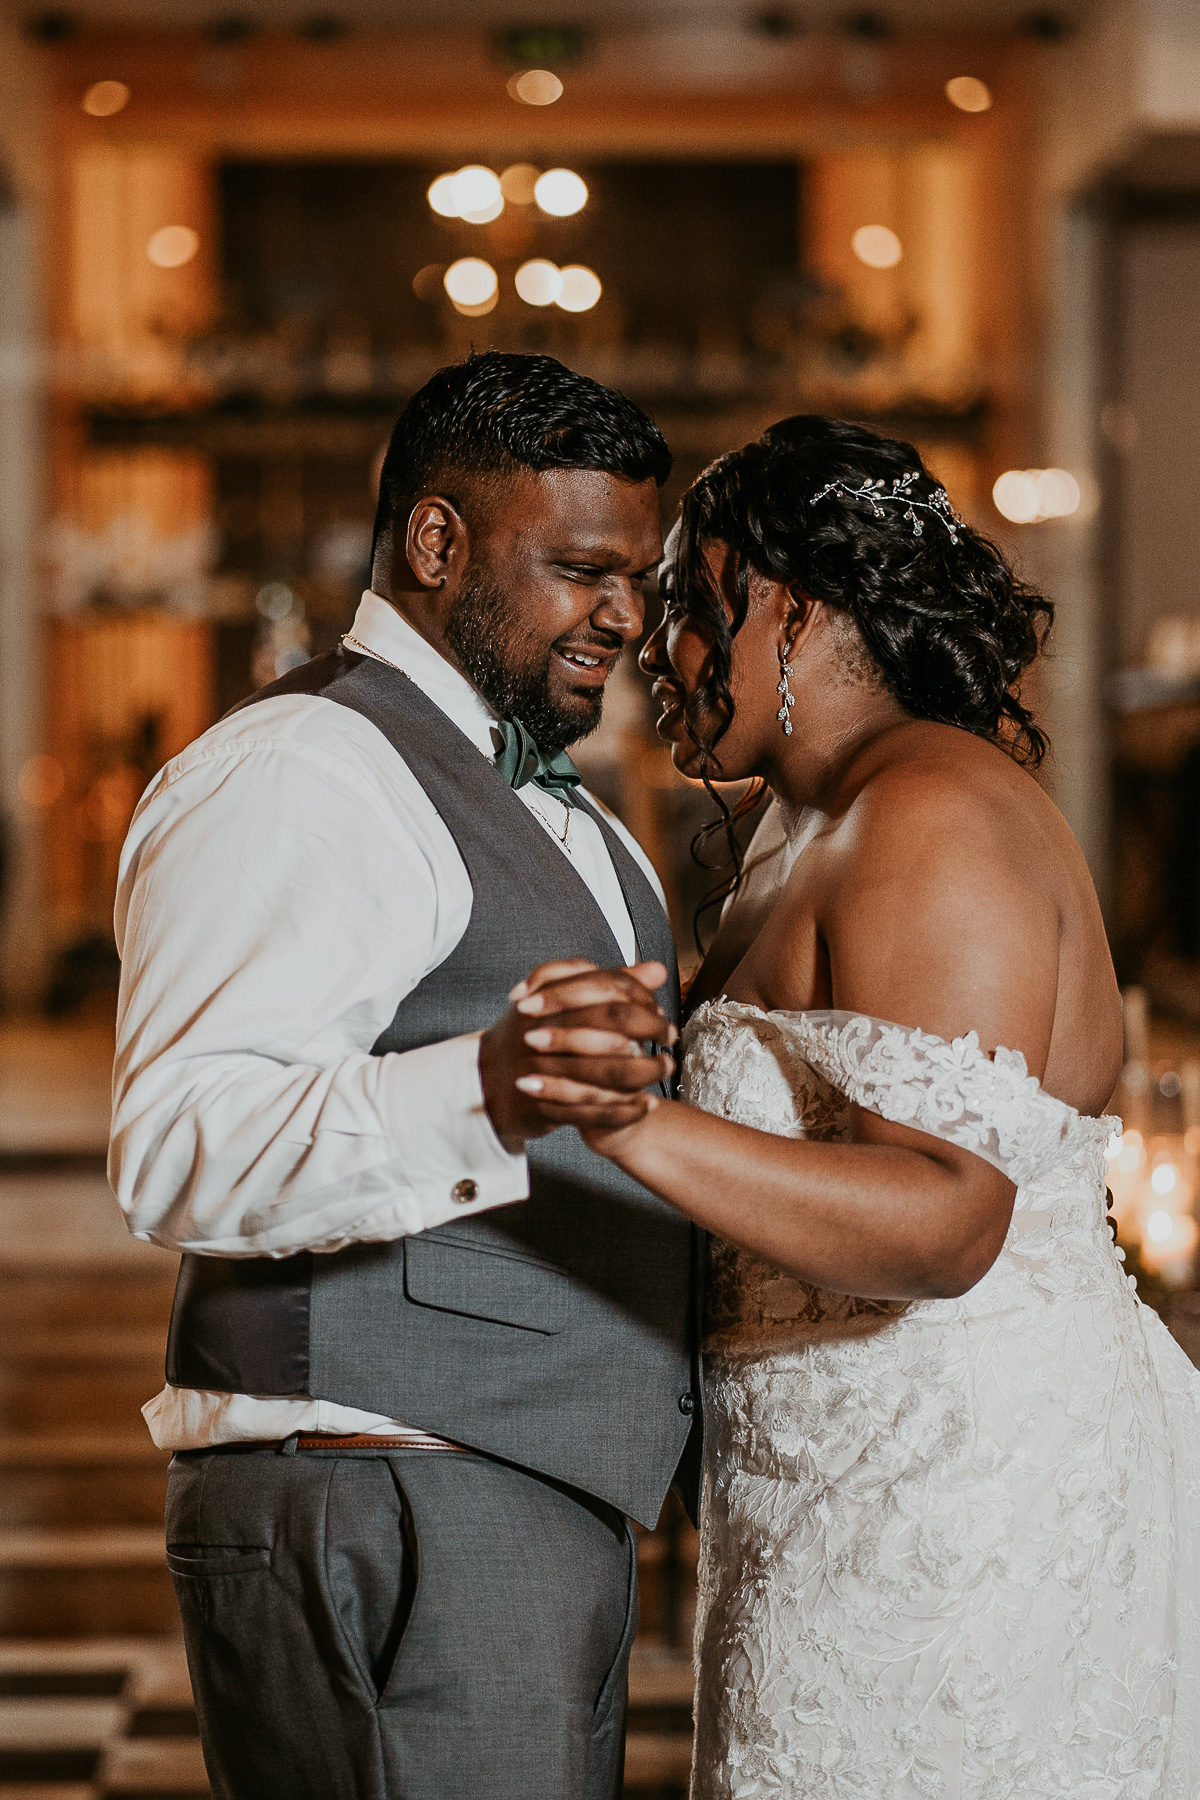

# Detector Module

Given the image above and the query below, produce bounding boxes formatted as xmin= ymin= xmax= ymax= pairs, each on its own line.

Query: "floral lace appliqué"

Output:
xmin=682 ymin=1000 xmax=1200 ymax=1800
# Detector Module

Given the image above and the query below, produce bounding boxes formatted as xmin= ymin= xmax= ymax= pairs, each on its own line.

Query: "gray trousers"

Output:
xmin=165 ymin=1444 xmax=638 ymax=1800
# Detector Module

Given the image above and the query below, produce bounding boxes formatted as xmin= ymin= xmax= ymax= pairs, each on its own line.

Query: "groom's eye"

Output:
xmin=557 ymin=563 xmax=605 ymax=582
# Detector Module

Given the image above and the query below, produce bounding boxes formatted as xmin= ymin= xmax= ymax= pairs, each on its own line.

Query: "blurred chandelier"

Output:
xmin=429 ymin=163 xmax=588 ymax=222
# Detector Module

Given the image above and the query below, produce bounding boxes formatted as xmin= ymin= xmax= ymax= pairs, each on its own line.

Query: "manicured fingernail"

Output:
xmin=509 ymin=980 xmax=529 ymax=1001
xmin=627 ymin=1040 xmax=641 ymax=1056
xmin=668 ymin=1025 xmax=679 ymax=1045
xmin=524 ymin=1029 xmax=552 ymax=1049
xmin=515 ymin=1075 xmax=545 ymax=1093
xmin=516 ymin=994 xmax=545 ymax=1014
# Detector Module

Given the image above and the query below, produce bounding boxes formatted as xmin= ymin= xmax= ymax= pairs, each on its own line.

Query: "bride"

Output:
xmin=510 ymin=416 xmax=1200 ymax=1798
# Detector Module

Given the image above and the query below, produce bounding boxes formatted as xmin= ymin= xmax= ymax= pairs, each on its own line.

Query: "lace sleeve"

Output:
xmin=773 ymin=1010 xmax=1078 ymax=1186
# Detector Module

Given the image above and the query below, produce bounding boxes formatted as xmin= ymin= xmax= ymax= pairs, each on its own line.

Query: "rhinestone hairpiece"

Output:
xmin=811 ymin=470 xmax=962 ymax=544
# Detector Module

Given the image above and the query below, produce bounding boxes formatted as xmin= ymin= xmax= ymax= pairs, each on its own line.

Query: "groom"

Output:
xmin=109 ymin=352 xmax=699 ymax=1800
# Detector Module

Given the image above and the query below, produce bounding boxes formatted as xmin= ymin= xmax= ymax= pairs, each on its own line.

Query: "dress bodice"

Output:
xmin=683 ymin=1000 xmax=1200 ymax=1800
xmin=680 ymin=1000 xmax=1120 ymax=1348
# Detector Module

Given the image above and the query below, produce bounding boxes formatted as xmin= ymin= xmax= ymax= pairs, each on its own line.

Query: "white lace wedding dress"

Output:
xmin=682 ymin=1001 xmax=1200 ymax=1800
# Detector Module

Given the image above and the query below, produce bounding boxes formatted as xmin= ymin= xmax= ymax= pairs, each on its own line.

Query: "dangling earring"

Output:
xmin=776 ymin=641 xmax=795 ymax=737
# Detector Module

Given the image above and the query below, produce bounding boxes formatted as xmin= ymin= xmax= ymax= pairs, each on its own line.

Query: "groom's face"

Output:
xmin=442 ymin=468 xmax=663 ymax=756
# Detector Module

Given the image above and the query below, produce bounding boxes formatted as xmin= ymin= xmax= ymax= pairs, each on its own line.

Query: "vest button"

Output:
xmin=451 ymin=1179 xmax=479 ymax=1206
xmin=677 ymin=1392 xmax=696 ymax=1416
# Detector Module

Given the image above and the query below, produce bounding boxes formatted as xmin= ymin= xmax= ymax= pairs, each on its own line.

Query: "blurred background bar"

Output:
xmin=2 ymin=0 xmax=1200 ymax=1792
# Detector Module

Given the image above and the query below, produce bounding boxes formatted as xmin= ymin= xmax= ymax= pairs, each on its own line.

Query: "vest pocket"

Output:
xmin=402 ymin=1235 xmax=568 ymax=1335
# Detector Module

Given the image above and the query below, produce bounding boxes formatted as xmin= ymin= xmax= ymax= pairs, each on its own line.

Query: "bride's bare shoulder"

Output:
xmin=841 ymin=722 xmax=1073 ymax=871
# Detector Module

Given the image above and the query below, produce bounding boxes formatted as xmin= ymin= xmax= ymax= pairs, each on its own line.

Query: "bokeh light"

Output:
xmin=946 ymin=75 xmax=992 ymax=112
xmin=992 ymin=470 xmax=1042 ymax=523
xmin=454 ymin=294 xmax=499 ymax=317
xmin=146 ymin=225 xmax=200 ymax=268
xmin=1147 ymin=1209 xmax=1175 ymax=1243
xmin=427 ymin=174 xmax=460 ymax=218
xmin=17 ymin=754 xmax=65 ymax=809
xmin=450 ymin=166 xmax=502 ymax=216
xmin=77 ymin=767 xmax=142 ymax=845
xmin=1035 ymin=468 xmax=1081 ymax=518
xmin=555 ymin=264 xmax=602 ymax=312
xmin=852 ymin=225 xmax=903 ymax=269
xmin=443 ymin=257 xmax=499 ymax=308
xmin=507 ymin=69 xmax=563 ymax=105
xmin=501 ymin=163 xmax=540 ymax=205
xmin=534 ymin=168 xmax=588 ymax=217
xmin=515 ymin=260 xmax=563 ymax=306
xmin=82 ymin=79 xmax=130 ymax=117
xmin=411 ymin=263 xmax=446 ymax=303
xmin=992 ymin=468 xmax=1082 ymax=524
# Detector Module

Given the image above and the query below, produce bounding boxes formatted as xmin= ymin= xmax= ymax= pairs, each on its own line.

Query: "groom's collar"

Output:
xmin=349 ymin=590 xmax=502 ymax=761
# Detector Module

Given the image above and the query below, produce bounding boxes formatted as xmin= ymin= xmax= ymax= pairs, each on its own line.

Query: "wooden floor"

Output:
xmin=0 ymin=1020 xmax=695 ymax=1796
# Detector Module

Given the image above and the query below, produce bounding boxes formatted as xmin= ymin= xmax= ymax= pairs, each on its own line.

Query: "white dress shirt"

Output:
xmin=112 ymin=591 xmax=664 ymax=1450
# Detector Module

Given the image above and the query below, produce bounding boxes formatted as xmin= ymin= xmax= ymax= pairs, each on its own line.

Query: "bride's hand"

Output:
xmin=479 ymin=958 xmax=676 ymax=1147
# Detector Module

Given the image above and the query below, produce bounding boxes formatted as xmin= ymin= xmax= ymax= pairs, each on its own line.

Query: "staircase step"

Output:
xmin=0 ymin=1325 xmax=167 ymax=1435
xmin=0 ymin=1530 xmax=174 ymax=1637
xmin=627 ymin=1645 xmax=694 ymax=1708
xmin=0 ymin=1265 xmax=176 ymax=1336
xmin=624 ymin=1729 xmax=694 ymax=1787
xmin=0 ymin=1368 xmax=164 ymax=1437
xmin=0 ymin=1440 xmax=168 ymax=1529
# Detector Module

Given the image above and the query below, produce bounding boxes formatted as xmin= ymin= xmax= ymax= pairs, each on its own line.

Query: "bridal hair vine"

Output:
xmin=811 ymin=471 xmax=962 ymax=544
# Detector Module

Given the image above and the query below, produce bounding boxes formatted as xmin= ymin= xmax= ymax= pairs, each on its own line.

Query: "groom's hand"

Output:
xmin=479 ymin=959 xmax=676 ymax=1148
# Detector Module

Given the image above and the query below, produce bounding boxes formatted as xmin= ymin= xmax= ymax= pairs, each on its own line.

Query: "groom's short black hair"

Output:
xmin=370 ymin=351 xmax=671 ymax=569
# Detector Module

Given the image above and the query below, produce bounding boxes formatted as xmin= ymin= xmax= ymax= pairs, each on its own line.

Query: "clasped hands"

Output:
xmin=479 ymin=959 xmax=676 ymax=1150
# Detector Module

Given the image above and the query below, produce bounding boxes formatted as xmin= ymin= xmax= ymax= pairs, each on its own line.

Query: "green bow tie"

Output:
xmin=494 ymin=719 xmax=583 ymax=807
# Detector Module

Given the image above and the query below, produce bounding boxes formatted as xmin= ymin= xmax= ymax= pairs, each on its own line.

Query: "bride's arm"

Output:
xmin=520 ymin=775 xmax=1071 ymax=1303
xmin=581 ymin=1102 xmax=1015 ymax=1302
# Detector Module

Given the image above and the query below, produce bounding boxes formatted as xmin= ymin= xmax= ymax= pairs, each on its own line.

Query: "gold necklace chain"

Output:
xmin=343 ymin=632 xmax=399 ymax=668
xmin=342 ymin=636 xmax=573 ymax=850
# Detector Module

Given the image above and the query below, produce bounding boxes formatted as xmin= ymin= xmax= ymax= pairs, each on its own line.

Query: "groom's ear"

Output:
xmin=406 ymin=495 xmax=469 ymax=591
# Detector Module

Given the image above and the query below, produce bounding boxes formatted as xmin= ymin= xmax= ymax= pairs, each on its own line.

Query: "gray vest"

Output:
xmin=165 ymin=646 xmax=699 ymax=1526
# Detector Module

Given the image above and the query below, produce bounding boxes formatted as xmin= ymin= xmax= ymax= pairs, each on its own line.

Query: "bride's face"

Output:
xmin=640 ymin=532 xmax=788 ymax=782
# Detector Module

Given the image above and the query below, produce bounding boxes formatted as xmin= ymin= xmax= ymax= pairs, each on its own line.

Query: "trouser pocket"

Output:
xmin=165 ymin=1451 xmax=394 ymax=1800
xmin=321 ymin=1455 xmax=415 ymax=1702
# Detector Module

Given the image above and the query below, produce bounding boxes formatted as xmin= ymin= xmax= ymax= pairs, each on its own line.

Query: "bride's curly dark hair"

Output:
xmin=669 ymin=415 xmax=1055 ymax=942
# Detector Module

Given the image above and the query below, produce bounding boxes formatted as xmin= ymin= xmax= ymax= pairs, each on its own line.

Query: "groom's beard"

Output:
xmin=444 ymin=564 xmax=606 ymax=757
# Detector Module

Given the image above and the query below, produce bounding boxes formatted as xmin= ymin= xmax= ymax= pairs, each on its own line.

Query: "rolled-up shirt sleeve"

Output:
xmin=109 ymin=702 xmax=529 ymax=1258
